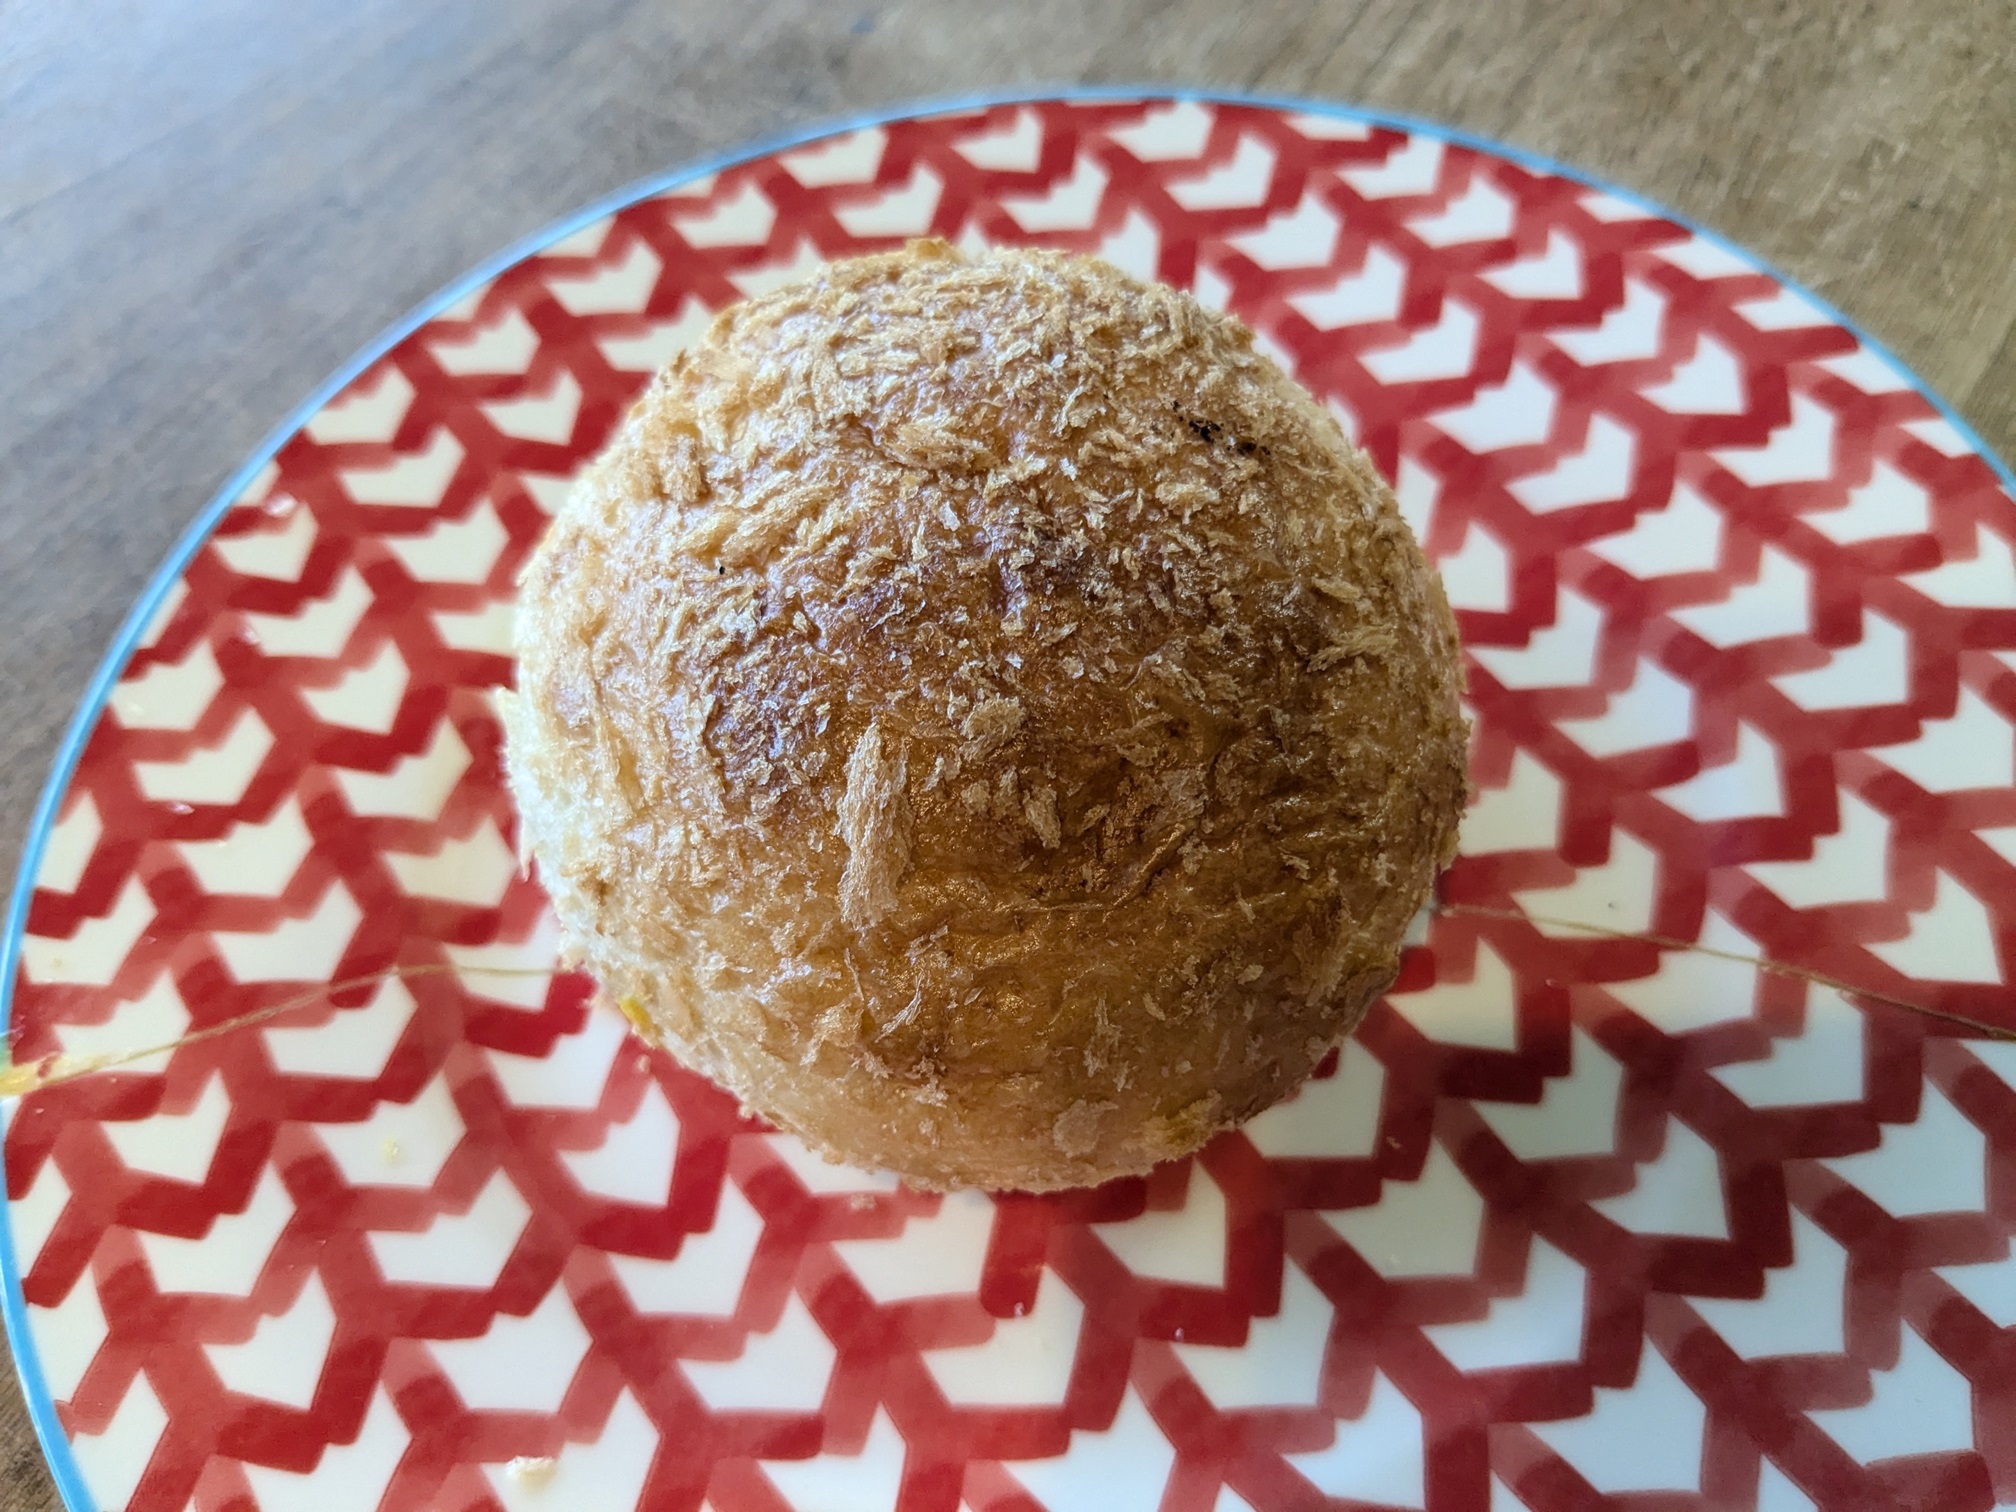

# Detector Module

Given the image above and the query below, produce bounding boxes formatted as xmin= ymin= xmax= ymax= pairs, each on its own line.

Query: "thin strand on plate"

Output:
xmin=0 ymin=964 xmax=558 ymax=1097
xmin=4 ymin=916 xmax=1998 ymax=1100
xmin=1435 ymin=903 xmax=2015 ymax=1040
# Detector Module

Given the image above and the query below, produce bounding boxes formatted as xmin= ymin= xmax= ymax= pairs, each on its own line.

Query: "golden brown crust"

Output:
xmin=502 ymin=239 xmax=1468 ymax=1191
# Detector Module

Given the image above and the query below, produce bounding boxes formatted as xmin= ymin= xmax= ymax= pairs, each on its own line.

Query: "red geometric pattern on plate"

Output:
xmin=8 ymin=96 xmax=2016 ymax=1512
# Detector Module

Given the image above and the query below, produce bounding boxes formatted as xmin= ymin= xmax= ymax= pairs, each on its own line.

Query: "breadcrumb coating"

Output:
xmin=502 ymin=239 xmax=1467 ymax=1191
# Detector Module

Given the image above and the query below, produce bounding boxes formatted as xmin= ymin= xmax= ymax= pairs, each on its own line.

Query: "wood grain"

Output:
xmin=2 ymin=1 xmax=2011 ymax=1503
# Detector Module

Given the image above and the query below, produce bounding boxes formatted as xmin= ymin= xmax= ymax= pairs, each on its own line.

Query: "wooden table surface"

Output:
xmin=3 ymin=0 xmax=2012 ymax=1503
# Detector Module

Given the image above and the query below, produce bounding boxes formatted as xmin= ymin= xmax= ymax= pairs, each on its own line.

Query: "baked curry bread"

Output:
xmin=500 ymin=239 xmax=1468 ymax=1191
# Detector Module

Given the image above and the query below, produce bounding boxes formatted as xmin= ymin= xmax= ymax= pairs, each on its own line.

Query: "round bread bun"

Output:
xmin=502 ymin=239 xmax=1467 ymax=1192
